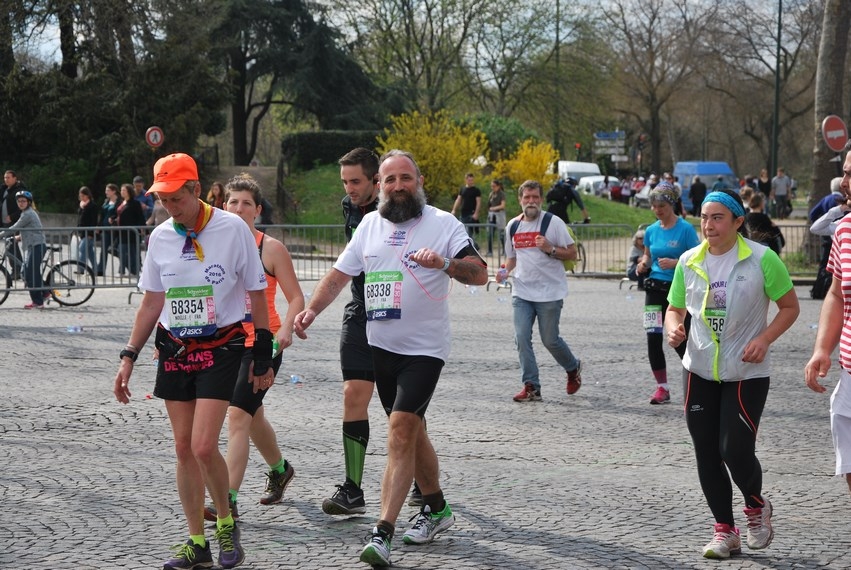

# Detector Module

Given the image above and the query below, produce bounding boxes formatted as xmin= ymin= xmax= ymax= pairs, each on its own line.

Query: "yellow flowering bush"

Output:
xmin=492 ymin=139 xmax=559 ymax=190
xmin=377 ymin=110 xmax=489 ymax=206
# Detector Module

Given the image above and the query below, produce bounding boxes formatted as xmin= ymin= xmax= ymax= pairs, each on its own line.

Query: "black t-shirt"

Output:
xmin=457 ymin=185 xmax=481 ymax=217
xmin=546 ymin=182 xmax=574 ymax=223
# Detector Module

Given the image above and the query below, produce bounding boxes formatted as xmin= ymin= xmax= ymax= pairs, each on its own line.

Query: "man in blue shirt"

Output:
xmin=134 ymin=175 xmax=154 ymax=221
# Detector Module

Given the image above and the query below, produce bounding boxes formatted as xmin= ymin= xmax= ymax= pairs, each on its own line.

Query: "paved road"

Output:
xmin=2 ymin=279 xmax=849 ymax=569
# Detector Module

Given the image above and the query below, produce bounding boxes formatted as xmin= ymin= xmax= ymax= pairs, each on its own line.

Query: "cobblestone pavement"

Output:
xmin=2 ymin=279 xmax=850 ymax=569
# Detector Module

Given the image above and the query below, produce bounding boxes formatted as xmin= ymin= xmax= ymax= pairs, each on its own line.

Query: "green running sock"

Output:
xmin=269 ymin=458 xmax=287 ymax=475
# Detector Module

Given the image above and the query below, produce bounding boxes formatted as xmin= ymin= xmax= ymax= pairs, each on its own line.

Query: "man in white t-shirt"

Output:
xmin=497 ymin=180 xmax=583 ymax=402
xmin=112 ymin=153 xmax=274 ymax=570
xmin=805 ymin=146 xmax=851 ymax=495
xmin=294 ymin=149 xmax=488 ymax=568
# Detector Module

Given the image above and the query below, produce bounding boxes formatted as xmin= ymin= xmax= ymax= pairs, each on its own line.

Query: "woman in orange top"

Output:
xmin=205 ymin=173 xmax=305 ymax=521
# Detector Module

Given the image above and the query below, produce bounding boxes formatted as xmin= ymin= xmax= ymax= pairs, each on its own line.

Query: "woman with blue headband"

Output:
xmin=635 ymin=181 xmax=700 ymax=405
xmin=665 ymin=188 xmax=799 ymax=560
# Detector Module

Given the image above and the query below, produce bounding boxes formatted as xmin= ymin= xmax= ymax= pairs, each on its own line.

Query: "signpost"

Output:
xmin=821 ymin=115 xmax=848 ymax=153
xmin=145 ymin=126 xmax=165 ymax=148
xmin=593 ymin=130 xmax=626 ymax=156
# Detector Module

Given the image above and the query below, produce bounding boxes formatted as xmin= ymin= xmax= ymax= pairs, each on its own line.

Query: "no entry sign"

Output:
xmin=821 ymin=115 xmax=848 ymax=153
xmin=145 ymin=126 xmax=164 ymax=148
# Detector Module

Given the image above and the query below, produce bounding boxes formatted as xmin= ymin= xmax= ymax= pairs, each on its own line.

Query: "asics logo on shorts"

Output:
xmin=180 ymin=327 xmax=205 ymax=337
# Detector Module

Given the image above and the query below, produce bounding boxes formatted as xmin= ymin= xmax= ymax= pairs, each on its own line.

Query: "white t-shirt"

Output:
xmin=505 ymin=213 xmax=574 ymax=302
xmin=702 ymin=245 xmax=738 ymax=335
xmin=334 ymin=205 xmax=473 ymax=361
xmin=140 ymin=208 xmax=267 ymax=331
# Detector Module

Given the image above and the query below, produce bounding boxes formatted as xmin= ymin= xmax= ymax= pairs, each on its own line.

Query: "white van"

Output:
xmin=557 ymin=160 xmax=601 ymax=182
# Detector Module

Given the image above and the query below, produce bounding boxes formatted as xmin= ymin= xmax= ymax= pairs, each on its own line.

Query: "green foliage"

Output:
xmin=286 ymin=163 xmax=659 ymax=229
xmin=282 ymin=130 xmax=382 ymax=172
xmin=492 ymin=139 xmax=559 ymax=189
xmin=24 ymin=158 xmax=98 ymax=214
xmin=377 ymin=110 xmax=489 ymax=207
xmin=463 ymin=114 xmax=538 ymax=161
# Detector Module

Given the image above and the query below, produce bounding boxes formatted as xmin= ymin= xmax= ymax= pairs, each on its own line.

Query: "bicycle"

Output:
xmin=0 ymin=236 xmax=96 ymax=306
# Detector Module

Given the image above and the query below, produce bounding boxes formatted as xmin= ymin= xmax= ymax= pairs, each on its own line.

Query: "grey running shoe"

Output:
xmin=359 ymin=527 xmax=391 ymax=567
xmin=322 ymin=481 xmax=366 ymax=515
xmin=203 ymin=496 xmax=239 ymax=523
xmin=744 ymin=497 xmax=774 ymax=549
xmin=215 ymin=522 xmax=244 ymax=569
xmin=259 ymin=463 xmax=295 ymax=505
xmin=702 ymin=523 xmax=741 ymax=559
xmin=407 ymin=481 xmax=423 ymax=507
xmin=402 ymin=503 xmax=456 ymax=545
xmin=163 ymin=539 xmax=213 ymax=570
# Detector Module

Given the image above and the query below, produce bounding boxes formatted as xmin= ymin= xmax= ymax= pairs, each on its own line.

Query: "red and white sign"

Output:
xmin=145 ymin=126 xmax=164 ymax=148
xmin=821 ymin=115 xmax=848 ymax=153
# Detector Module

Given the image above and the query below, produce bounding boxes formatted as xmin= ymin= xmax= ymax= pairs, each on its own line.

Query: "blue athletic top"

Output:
xmin=644 ymin=217 xmax=700 ymax=282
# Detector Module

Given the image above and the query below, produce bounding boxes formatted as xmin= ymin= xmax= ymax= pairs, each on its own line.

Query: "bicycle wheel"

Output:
xmin=45 ymin=260 xmax=95 ymax=306
xmin=574 ymin=242 xmax=587 ymax=274
xmin=0 ymin=264 xmax=10 ymax=305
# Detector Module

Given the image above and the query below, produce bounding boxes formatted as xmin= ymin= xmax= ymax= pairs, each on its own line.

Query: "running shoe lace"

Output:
xmin=215 ymin=525 xmax=235 ymax=551
xmin=408 ymin=509 xmax=434 ymax=532
xmin=264 ymin=471 xmax=282 ymax=493
xmin=169 ymin=542 xmax=196 ymax=562
xmin=745 ymin=507 xmax=763 ymax=530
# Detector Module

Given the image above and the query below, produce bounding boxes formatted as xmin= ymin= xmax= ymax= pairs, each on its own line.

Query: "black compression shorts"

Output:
xmin=340 ymin=302 xmax=375 ymax=381
xmin=229 ymin=349 xmax=284 ymax=415
xmin=372 ymin=346 xmax=443 ymax=417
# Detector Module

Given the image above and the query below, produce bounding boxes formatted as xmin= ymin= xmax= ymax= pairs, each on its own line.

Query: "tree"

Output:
xmin=327 ymin=0 xmax=488 ymax=112
xmin=376 ymin=110 xmax=489 ymax=206
xmin=602 ymin=0 xmax=718 ymax=174
xmin=212 ymin=0 xmax=390 ymax=165
xmin=810 ymin=0 xmax=850 ymax=208
xmin=700 ymin=0 xmax=821 ymax=174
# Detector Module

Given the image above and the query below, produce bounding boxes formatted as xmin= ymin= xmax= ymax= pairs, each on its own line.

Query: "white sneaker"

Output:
xmin=359 ymin=527 xmax=391 ymax=567
xmin=402 ymin=503 xmax=456 ymax=545
xmin=744 ymin=497 xmax=774 ymax=549
xmin=702 ymin=523 xmax=742 ymax=559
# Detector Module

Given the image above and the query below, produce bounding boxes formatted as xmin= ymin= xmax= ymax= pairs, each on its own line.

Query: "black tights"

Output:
xmin=645 ymin=289 xmax=687 ymax=371
xmin=684 ymin=370 xmax=770 ymax=525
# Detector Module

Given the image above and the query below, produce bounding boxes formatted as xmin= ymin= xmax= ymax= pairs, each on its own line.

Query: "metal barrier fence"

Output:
xmin=0 ymin=226 xmax=147 ymax=295
xmin=0 ymin=222 xmax=822 ymax=302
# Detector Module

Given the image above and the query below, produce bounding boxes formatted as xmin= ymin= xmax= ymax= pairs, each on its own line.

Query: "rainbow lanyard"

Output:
xmin=173 ymin=200 xmax=214 ymax=261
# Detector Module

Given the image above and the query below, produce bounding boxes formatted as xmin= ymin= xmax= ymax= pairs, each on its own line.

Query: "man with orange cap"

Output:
xmin=112 ymin=153 xmax=274 ymax=569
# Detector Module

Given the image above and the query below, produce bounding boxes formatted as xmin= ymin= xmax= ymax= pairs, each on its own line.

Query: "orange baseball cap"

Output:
xmin=147 ymin=153 xmax=199 ymax=195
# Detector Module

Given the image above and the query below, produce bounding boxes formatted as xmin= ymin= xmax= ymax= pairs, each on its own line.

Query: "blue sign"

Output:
xmin=593 ymin=130 xmax=626 ymax=140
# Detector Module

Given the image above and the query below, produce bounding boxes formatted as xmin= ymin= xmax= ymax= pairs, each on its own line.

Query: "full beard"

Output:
xmin=523 ymin=204 xmax=540 ymax=219
xmin=379 ymin=187 xmax=426 ymax=223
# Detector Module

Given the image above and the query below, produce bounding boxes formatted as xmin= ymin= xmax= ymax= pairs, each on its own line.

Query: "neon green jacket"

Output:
xmin=668 ymin=235 xmax=793 ymax=382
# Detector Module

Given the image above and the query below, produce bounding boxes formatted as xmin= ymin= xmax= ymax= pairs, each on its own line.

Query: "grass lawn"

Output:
xmin=284 ymin=164 xmax=659 ymax=231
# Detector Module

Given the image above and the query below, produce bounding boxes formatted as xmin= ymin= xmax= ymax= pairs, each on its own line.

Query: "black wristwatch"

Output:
xmin=120 ymin=349 xmax=139 ymax=363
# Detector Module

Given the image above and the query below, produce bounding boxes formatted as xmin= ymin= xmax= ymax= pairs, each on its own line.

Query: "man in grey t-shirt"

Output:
xmin=771 ymin=167 xmax=792 ymax=219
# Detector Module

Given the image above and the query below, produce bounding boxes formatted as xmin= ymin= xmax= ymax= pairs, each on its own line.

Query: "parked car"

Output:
xmin=577 ymin=175 xmax=621 ymax=199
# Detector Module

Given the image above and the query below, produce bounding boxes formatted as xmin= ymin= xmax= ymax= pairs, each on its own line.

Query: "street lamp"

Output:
xmin=553 ymin=0 xmax=561 ymax=157
xmin=770 ymin=0 xmax=782 ymax=176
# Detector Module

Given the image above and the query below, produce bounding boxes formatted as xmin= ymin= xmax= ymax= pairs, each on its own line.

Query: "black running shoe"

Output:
xmin=259 ymin=463 xmax=295 ymax=505
xmin=322 ymin=481 xmax=366 ymax=515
